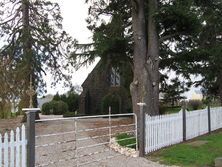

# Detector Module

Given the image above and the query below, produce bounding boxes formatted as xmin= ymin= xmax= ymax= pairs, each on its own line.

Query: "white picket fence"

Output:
xmin=0 ymin=125 xmax=27 ymax=167
xmin=186 ymin=108 xmax=209 ymax=140
xmin=145 ymin=107 xmax=222 ymax=154
xmin=145 ymin=111 xmax=183 ymax=153
xmin=211 ymin=107 xmax=222 ymax=131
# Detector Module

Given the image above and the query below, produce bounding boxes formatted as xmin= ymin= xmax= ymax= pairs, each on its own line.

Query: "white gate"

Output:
xmin=35 ymin=113 xmax=137 ymax=167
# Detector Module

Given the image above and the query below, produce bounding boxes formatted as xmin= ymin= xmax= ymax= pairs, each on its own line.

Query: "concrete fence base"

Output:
xmin=215 ymin=157 xmax=222 ymax=167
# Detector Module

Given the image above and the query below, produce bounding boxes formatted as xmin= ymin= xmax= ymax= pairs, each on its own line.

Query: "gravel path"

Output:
xmin=35 ymin=115 xmax=172 ymax=167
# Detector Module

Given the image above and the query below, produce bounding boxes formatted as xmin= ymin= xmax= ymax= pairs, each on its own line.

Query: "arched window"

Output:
xmin=110 ymin=67 xmax=120 ymax=86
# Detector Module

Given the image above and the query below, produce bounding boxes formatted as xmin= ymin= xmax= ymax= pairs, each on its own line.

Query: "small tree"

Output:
xmin=53 ymin=93 xmax=61 ymax=101
xmin=52 ymin=90 xmax=79 ymax=113
xmin=187 ymin=100 xmax=203 ymax=110
xmin=162 ymin=78 xmax=187 ymax=107
xmin=42 ymin=100 xmax=68 ymax=115
xmin=66 ymin=92 xmax=79 ymax=113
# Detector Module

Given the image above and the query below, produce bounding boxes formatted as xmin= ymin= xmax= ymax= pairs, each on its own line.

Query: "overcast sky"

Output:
xmin=45 ymin=0 xmax=99 ymax=95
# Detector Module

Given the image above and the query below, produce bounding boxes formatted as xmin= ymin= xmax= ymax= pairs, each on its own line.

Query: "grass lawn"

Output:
xmin=164 ymin=106 xmax=182 ymax=114
xmin=148 ymin=130 xmax=222 ymax=167
xmin=116 ymin=133 xmax=136 ymax=149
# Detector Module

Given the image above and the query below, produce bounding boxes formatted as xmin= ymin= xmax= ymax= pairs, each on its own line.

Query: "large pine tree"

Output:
xmin=0 ymin=0 xmax=75 ymax=109
xmin=165 ymin=1 xmax=222 ymax=103
xmin=76 ymin=0 xmax=200 ymax=115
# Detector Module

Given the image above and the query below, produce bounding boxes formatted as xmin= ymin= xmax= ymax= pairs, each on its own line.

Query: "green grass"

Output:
xmin=116 ymin=133 xmax=136 ymax=149
xmin=0 ymin=111 xmax=17 ymax=119
xmin=186 ymin=106 xmax=206 ymax=111
xmin=148 ymin=131 xmax=222 ymax=167
xmin=164 ymin=106 xmax=181 ymax=114
xmin=63 ymin=112 xmax=76 ymax=117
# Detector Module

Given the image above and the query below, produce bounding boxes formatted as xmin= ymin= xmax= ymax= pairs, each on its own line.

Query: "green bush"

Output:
xmin=42 ymin=102 xmax=53 ymax=115
xmin=52 ymin=91 xmax=79 ymax=113
xmin=159 ymin=104 xmax=167 ymax=114
xmin=41 ymin=100 xmax=68 ymax=115
xmin=101 ymin=94 xmax=121 ymax=114
xmin=187 ymin=100 xmax=203 ymax=110
xmin=53 ymin=100 xmax=68 ymax=115
xmin=66 ymin=93 xmax=79 ymax=112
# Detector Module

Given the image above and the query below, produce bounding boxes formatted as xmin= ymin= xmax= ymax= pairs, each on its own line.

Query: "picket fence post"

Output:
xmin=182 ymin=104 xmax=186 ymax=141
xmin=207 ymin=105 xmax=211 ymax=134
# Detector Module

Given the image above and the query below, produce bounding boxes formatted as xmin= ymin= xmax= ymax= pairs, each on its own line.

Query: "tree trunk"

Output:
xmin=21 ymin=0 xmax=40 ymax=121
xmin=130 ymin=0 xmax=160 ymax=116
xmin=146 ymin=0 xmax=160 ymax=115
xmin=130 ymin=0 xmax=147 ymax=116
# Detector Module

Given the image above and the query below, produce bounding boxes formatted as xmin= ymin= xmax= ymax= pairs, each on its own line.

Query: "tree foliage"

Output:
xmin=42 ymin=100 xmax=68 ymax=115
xmin=162 ymin=77 xmax=187 ymax=107
xmin=71 ymin=0 xmax=204 ymax=115
xmin=52 ymin=90 xmax=80 ymax=113
xmin=0 ymin=0 xmax=75 ymax=108
xmin=72 ymin=0 xmax=132 ymax=70
xmin=165 ymin=0 xmax=222 ymax=101
xmin=72 ymin=0 xmax=221 ymax=114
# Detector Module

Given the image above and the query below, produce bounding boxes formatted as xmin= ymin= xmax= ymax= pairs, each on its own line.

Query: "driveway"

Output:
xmin=35 ymin=115 xmax=172 ymax=167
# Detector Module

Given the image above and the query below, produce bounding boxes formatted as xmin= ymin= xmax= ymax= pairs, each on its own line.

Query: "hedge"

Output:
xmin=42 ymin=100 xmax=68 ymax=115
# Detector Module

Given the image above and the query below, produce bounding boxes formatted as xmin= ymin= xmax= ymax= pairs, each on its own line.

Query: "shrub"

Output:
xmin=101 ymin=94 xmax=121 ymax=114
xmin=42 ymin=102 xmax=53 ymax=115
xmin=42 ymin=100 xmax=68 ymax=115
xmin=53 ymin=100 xmax=68 ymax=115
xmin=66 ymin=93 xmax=79 ymax=112
xmin=159 ymin=104 xmax=167 ymax=114
xmin=52 ymin=92 xmax=79 ymax=113
xmin=53 ymin=93 xmax=61 ymax=101
xmin=188 ymin=100 xmax=203 ymax=110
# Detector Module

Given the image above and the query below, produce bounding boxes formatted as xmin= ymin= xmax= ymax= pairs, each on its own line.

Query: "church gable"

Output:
xmin=79 ymin=60 xmax=132 ymax=115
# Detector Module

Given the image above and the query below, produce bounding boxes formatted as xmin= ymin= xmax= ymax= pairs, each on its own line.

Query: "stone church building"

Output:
xmin=79 ymin=60 xmax=132 ymax=115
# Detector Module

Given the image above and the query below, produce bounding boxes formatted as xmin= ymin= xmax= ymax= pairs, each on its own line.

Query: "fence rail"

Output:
xmin=0 ymin=125 xmax=27 ymax=167
xmin=145 ymin=107 xmax=222 ymax=154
